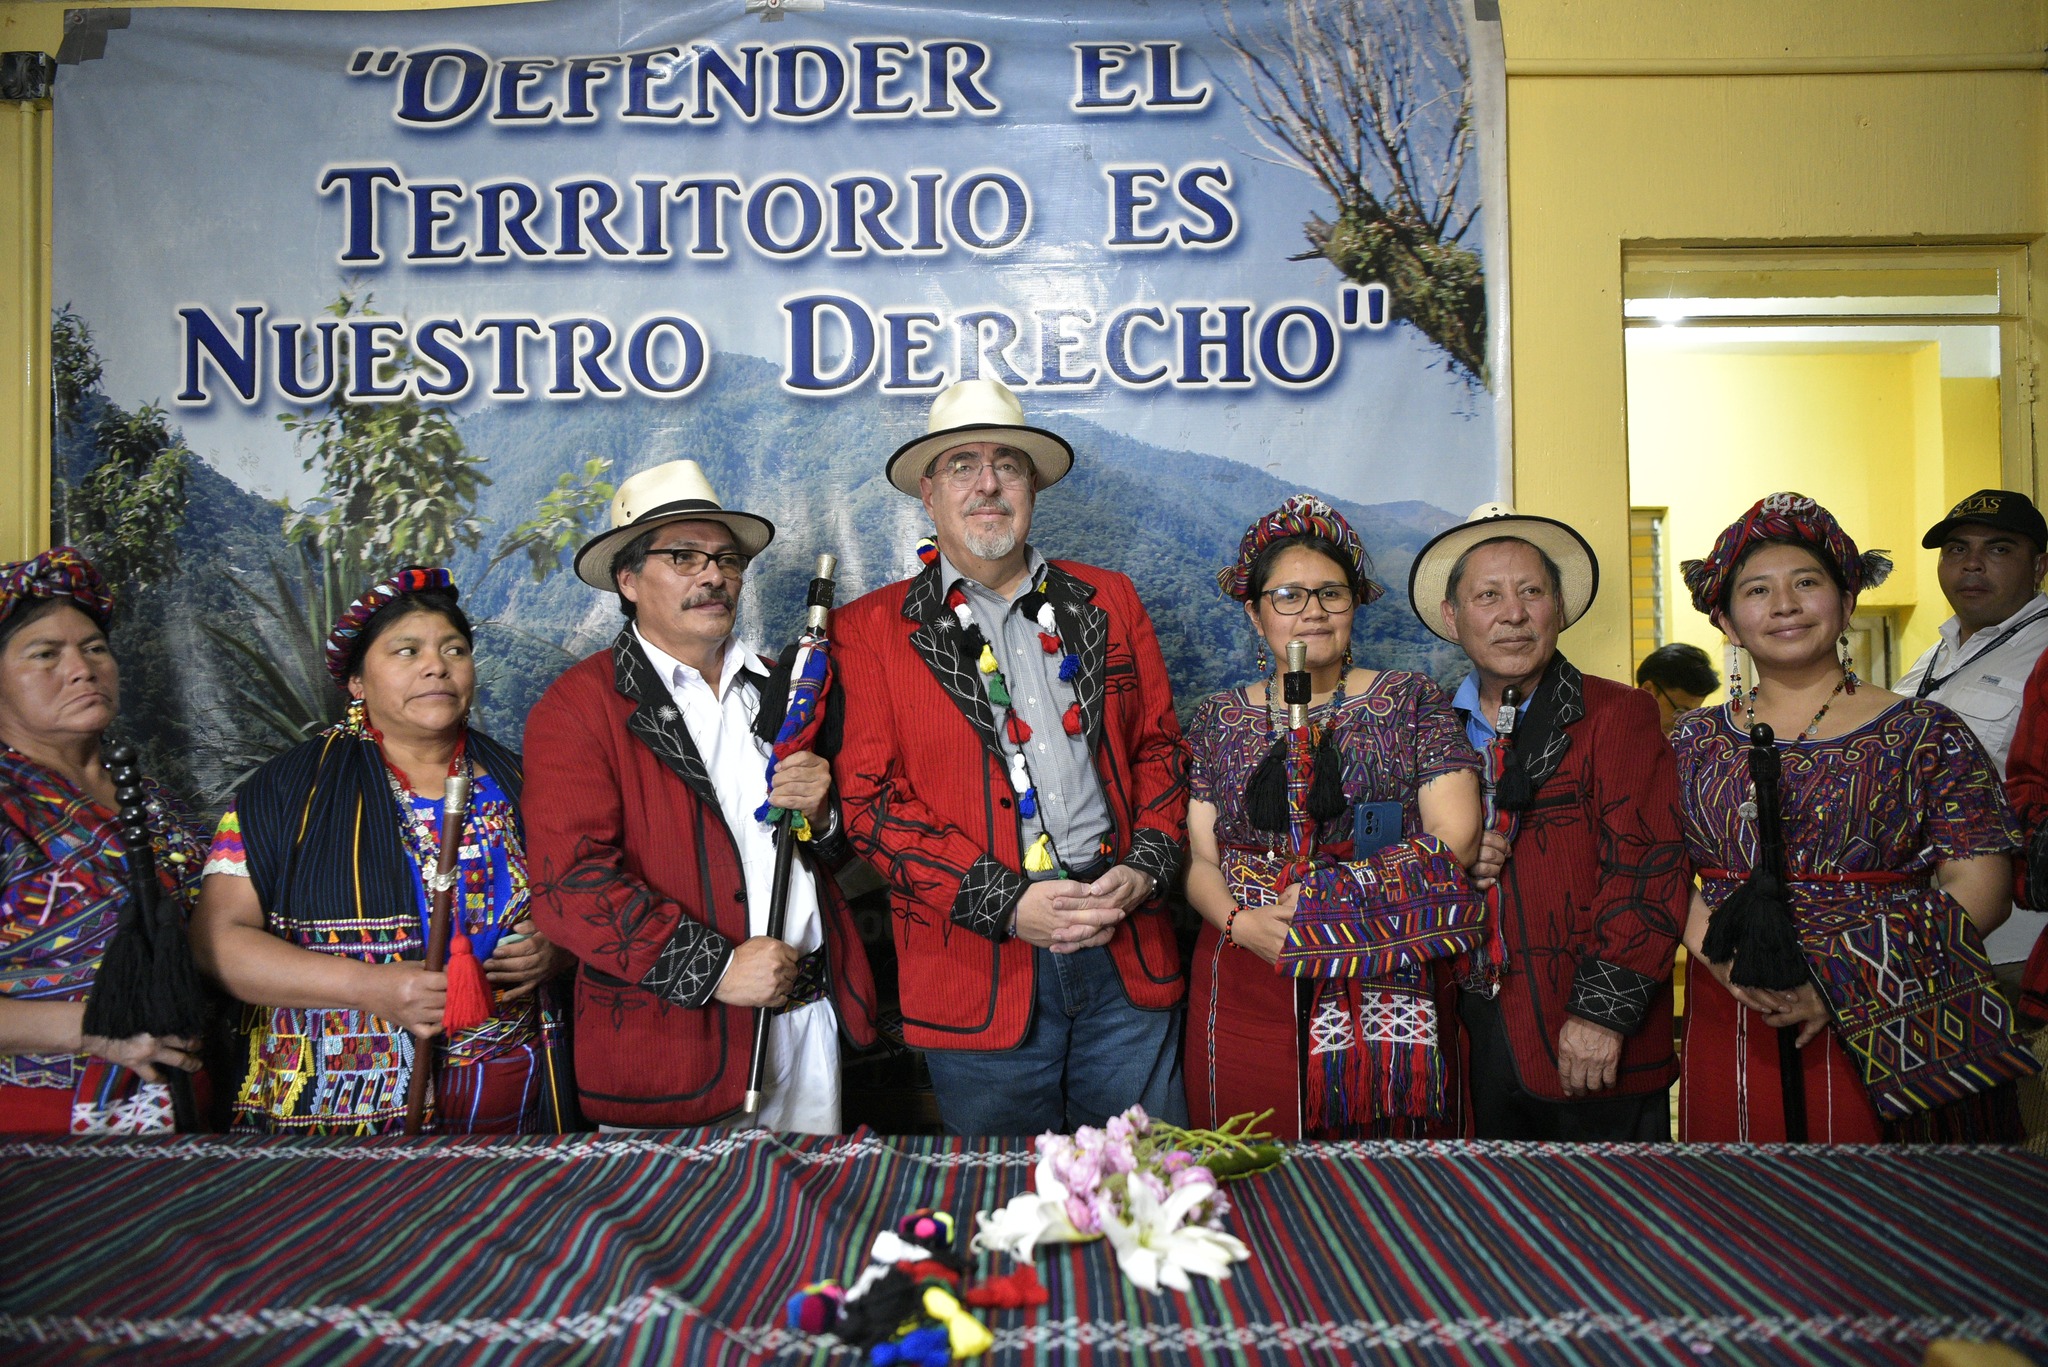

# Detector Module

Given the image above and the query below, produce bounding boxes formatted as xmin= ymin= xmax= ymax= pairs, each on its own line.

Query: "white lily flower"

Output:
xmin=971 ymin=1152 xmax=1091 ymax=1259
xmin=1096 ymin=1169 xmax=1250 ymax=1293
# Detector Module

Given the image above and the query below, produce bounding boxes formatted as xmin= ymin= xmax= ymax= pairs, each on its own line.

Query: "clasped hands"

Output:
xmin=1012 ymin=864 xmax=1157 ymax=953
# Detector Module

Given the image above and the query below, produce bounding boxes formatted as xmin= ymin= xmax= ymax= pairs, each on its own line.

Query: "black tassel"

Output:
xmin=1493 ymin=758 xmax=1533 ymax=811
xmin=835 ymin=1269 xmax=922 ymax=1348
xmin=1700 ymin=873 xmax=1810 ymax=991
xmin=1244 ymin=738 xmax=1290 ymax=832
xmin=78 ymin=897 xmax=152 ymax=1041
xmin=1306 ymin=726 xmax=1346 ymax=823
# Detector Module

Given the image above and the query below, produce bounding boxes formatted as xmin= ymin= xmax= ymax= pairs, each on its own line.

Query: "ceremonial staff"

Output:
xmin=403 ymin=773 xmax=472 ymax=1136
xmin=744 ymin=554 xmax=839 ymax=1120
xmin=81 ymin=744 xmax=207 ymax=1131
xmin=1462 ymin=685 xmax=1521 ymax=993
xmin=1701 ymin=723 xmax=1810 ymax=1142
xmin=1276 ymin=639 xmax=1315 ymax=885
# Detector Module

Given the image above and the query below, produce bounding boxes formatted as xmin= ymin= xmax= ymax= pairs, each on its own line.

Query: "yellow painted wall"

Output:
xmin=1625 ymin=343 xmax=2010 ymax=676
xmin=4 ymin=0 xmax=2047 ymax=694
xmin=1500 ymin=0 xmax=2048 ymax=683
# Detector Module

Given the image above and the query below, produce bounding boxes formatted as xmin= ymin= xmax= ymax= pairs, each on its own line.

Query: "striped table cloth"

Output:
xmin=1 ymin=1131 xmax=2043 ymax=1365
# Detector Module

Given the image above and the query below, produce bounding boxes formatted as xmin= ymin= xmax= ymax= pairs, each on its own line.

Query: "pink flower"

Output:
xmin=1170 ymin=1164 xmax=1214 ymax=1192
xmin=1162 ymin=1150 xmax=1193 ymax=1173
xmin=1067 ymin=1194 xmax=1100 ymax=1234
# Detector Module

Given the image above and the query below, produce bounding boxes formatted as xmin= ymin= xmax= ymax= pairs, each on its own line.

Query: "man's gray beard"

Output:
xmin=962 ymin=526 xmax=1018 ymax=561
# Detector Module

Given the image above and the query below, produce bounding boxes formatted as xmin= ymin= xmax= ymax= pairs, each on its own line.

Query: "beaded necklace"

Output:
xmin=1733 ymin=667 xmax=1852 ymax=739
xmin=945 ymin=568 xmax=1084 ymax=877
xmin=366 ymin=720 xmax=478 ymax=945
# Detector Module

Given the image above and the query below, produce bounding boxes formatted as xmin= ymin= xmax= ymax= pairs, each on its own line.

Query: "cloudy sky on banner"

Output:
xmin=55 ymin=0 xmax=1501 ymax=514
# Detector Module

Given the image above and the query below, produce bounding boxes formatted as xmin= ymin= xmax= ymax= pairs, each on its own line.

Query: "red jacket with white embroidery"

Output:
xmin=524 ymin=630 xmax=877 ymax=1127
xmin=832 ymin=558 xmax=1188 ymax=1050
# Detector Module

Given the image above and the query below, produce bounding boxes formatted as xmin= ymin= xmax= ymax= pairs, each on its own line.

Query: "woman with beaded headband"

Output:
xmin=1674 ymin=493 xmax=2039 ymax=1142
xmin=0 ymin=548 xmax=207 ymax=1133
xmin=1183 ymin=496 xmax=1484 ymax=1139
xmin=191 ymin=568 xmax=577 ymax=1134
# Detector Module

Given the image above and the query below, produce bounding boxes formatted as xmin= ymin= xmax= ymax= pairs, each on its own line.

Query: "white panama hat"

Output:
xmin=571 ymin=459 xmax=776 ymax=591
xmin=884 ymin=379 xmax=1075 ymax=496
xmin=1407 ymin=502 xmax=1601 ymax=643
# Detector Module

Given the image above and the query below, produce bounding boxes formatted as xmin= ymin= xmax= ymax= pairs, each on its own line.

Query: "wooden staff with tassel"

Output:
xmin=1700 ymin=723 xmax=1810 ymax=1142
xmin=744 ymin=554 xmax=839 ymax=1120
xmin=404 ymin=772 xmax=474 ymax=1136
xmin=81 ymin=744 xmax=206 ymax=1131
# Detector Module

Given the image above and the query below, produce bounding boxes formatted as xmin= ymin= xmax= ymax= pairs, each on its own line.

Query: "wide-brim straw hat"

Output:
xmin=884 ymin=379 xmax=1074 ymax=496
xmin=572 ymin=459 xmax=776 ymax=590
xmin=1407 ymin=502 xmax=1600 ymax=643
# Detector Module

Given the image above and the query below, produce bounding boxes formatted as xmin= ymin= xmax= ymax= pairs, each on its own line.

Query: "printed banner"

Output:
xmin=51 ymin=0 xmax=1506 ymax=804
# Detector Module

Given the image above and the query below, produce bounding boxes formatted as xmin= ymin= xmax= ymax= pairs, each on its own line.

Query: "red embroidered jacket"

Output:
xmin=833 ymin=559 xmax=1189 ymax=1050
xmin=524 ymin=630 xmax=877 ymax=1127
xmin=1483 ymin=665 xmax=1689 ymax=1100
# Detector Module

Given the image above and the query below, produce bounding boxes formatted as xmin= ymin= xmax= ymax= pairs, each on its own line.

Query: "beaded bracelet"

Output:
xmin=1224 ymin=905 xmax=1241 ymax=948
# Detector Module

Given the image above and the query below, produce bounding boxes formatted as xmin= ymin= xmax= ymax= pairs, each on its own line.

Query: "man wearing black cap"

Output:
xmin=1897 ymin=488 xmax=2048 ymax=965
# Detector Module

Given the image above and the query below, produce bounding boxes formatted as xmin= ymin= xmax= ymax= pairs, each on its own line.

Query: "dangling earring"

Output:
xmin=1839 ymin=632 xmax=1859 ymax=694
xmin=1725 ymin=641 xmax=1749 ymax=715
xmin=1341 ymin=646 xmax=1354 ymax=674
xmin=344 ymin=695 xmax=367 ymax=734
xmin=1255 ymin=638 xmax=1271 ymax=676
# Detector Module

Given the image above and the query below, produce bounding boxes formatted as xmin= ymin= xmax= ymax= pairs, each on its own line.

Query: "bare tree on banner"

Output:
xmin=1221 ymin=0 xmax=1486 ymax=383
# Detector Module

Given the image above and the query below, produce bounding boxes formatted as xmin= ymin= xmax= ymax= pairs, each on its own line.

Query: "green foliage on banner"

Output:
xmin=482 ymin=457 xmax=616 ymax=587
xmin=50 ymin=307 xmax=192 ymax=604
xmin=279 ymin=291 xmax=489 ymax=575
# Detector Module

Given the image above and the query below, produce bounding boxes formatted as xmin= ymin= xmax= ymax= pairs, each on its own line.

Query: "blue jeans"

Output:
xmin=921 ymin=946 xmax=1187 ymax=1136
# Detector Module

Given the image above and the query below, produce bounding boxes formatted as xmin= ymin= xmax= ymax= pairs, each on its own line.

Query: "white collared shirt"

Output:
xmin=1892 ymin=593 xmax=2048 ymax=963
xmin=1894 ymin=592 xmax=2048 ymax=778
xmin=631 ymin=625 xmax=839 ymax=1132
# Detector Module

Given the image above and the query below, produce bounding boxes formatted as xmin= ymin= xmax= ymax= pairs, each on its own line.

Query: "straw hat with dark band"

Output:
xmin=572 ymin=460 xmax=776 ymax=591
xmin=1407 ymin=502 xmax=1600 ymax=643
xmin=884 ymin=379 xmax=1074 ymax=497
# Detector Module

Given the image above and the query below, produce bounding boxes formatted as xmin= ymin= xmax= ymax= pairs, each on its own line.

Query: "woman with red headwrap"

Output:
xmin=1675 ymin=493 xmax=2039 ymax=1142
xmin=191 ymin=567 xmax=574 ymax=1134
xmin=0 ymin=548 xmax=205 ymax=1133
xmin=1183 ymin=496 xmax=1483 ymax=1140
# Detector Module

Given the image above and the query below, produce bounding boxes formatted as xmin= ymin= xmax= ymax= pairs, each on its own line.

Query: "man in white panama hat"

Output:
xmin=523 ymin=459 xmax=877 ymax=1132
xmin=1410 ymin=503 xmax=1687 ymax=1141
xmin=833 ymin=379 xmax=1190 ymax=1136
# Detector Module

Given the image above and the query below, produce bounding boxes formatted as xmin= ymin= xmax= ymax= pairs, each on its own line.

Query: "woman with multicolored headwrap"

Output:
xmin=1183 ymin=496 xmax=1484 ymax=1140
xmin=191 ymin=568 xmax=576 ymax=1134
xmin=0 ymin=548 xmax=206 ymax=1133
xmin=1674 ymin=493 xmax=2039 ymax=1142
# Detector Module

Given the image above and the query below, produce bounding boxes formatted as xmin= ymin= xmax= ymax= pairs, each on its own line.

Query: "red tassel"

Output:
xmin=1006 ymin=713 xmax=1032 ymax=745
xmin=1037 ymin=631 xmax=1061 ymax=654
xmin=965 ymin=1267 xmax=1049 ymax=1309
xmin=442 ymin=929 xmax=494 ymax=1034
xmin=1061 ymin=702 xmax=1082 ymax=736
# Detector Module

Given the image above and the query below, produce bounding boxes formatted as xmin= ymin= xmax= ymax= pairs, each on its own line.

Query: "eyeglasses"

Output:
xmin=648 ymin=547 xmax=751 ymax=577
xmin=1261 ymin=584 xmax=1355 ymax=615
xmin=935 ymin=452 xmax=1035 ymax=488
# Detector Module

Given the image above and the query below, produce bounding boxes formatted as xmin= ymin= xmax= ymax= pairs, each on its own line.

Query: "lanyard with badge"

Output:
xmin=1914 ymin=609 xmax=2048 ymax=699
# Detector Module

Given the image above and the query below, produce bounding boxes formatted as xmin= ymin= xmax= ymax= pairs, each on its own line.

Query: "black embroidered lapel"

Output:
xmin=611 ymin=629 xmax=719 ymax=808
xmin=901 ymin=561 xmax=1004 ymax=761
xmin=1516 ymin=654 xmax=1586 ymax=796
xmin=1044 ymin=564 xmax=1109 ymax=745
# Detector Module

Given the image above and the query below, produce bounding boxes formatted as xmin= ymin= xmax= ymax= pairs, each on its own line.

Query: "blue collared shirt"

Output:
xmin=1451 ymin=671 xmax=1534 ymax=754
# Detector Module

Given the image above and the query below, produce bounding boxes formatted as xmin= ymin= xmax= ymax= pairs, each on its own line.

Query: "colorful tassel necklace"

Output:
xmin=942 ymin=561 xmax=1085 ymax=878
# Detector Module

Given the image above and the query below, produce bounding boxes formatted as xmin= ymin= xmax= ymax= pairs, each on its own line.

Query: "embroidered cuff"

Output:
xmin=1567 ymin=958 xmax=1661 ymax=1035
xmin=1122 ymin=828 xmax=1180 ymax=898
xmin=952 ymin=854 xmax=1029 ymax=942
xmin=640 ymin=920 xmax=735 ymax=1009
